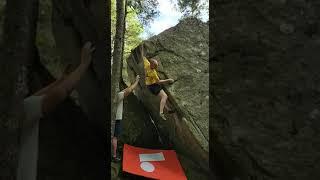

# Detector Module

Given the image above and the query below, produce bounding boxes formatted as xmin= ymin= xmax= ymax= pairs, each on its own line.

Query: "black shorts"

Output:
xmin=147 ymin=84 xmax=162 ymax=95
xmin=114 ymin=120 xmax=122 ymax=138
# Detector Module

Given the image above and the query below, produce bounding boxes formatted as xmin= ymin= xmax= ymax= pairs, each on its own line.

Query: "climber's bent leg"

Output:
xmin=158 ymin=90 xmax=168 ymax=114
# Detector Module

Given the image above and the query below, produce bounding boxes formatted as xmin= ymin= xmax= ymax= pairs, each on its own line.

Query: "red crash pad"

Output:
xmin=122 ymin=144 xmax=187 ymax=180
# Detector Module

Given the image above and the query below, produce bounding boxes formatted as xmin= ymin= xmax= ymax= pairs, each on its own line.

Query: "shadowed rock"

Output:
xmin=214 ymin=1 xmax=320 ymax=179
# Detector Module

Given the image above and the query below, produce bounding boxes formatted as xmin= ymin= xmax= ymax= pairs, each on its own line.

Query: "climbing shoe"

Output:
xmin=112 ymin=156 xmax=121 ymax=163
xmin=167 ymin=109 xmax=175 ymax=114
xmin=160 ymin=113 xmax=167 ymax=121
xmin=165 ymin=105 xmax=175 ymax=114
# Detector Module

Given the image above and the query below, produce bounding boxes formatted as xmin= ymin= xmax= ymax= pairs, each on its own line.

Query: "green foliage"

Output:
xmin=111 ymin=0 xmax=143 ymax=59
xmin=111 ymin=0 xmax=116 ymax=53
xmin=176 ymin=0 xmax=208 ymax=18
xmin=127 ymin=0 xmax=159 ymax=26
xmin=124 ymin=6 xmax=143 ymax=58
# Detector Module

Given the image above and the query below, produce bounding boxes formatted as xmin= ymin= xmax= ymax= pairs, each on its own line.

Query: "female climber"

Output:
xmin=139 ymin=44 xmax=174 ymax=121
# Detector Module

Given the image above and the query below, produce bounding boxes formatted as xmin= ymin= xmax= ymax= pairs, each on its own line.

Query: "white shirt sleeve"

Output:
xmin=19 ymin=95 xmax=43 ymax=180
xmin=117 ymin=91 xmax=125 ymax=102
xmin=23 ymin=95 xmax=44 ymax=127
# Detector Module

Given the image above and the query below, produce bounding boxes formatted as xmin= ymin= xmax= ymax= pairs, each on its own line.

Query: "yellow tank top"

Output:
xmin=143 ymin=57 xmax=159 ymax=85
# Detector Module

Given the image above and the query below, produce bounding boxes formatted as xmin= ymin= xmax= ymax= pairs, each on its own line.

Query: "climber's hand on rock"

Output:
xmin=81 ymin=41 xmax=95 ymax=67
xmin=167 ymin=78 xmax=174 ymax=84
xmin=136 ymin=75 xmax=140 ymax=82
xmin=61 ymin=64 xmax=73 ymax=80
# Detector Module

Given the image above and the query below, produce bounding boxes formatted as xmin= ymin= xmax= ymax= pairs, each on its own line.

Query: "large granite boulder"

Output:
xmin=124 ymin=17 xmax=209 ymax=172
xmin=214 ymin=1 xmax=320 ymax=179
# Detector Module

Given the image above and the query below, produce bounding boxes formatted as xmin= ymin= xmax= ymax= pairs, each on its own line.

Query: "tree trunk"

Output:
xmin=120 ymin=0 xmax=128 ymax=82
xmin=0 ymin=0 xmax=39 ymax=179
xmin=111 ymin=0 xmax=125 ymax=126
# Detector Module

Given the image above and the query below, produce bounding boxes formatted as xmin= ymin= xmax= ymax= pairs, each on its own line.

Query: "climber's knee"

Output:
xmin=158 ymin=90 xmax=168 ymax=101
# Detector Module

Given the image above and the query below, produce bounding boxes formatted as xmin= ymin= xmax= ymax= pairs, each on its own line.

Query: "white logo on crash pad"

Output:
xmin=140 ymin=162 xmax=155 ymax=172
xmin=139 ymin=152 xmax=165 ymax=172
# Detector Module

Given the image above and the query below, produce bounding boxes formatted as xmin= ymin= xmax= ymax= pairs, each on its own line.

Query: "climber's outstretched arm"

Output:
xmin=123 ymin=75 xmax=140 ymax=97
xmin=157 ymin=78 xmax=174 ymax=85
xmin=33 ymin=77 xmax=65 ymax=96
xmin=34 ymin=65 xmax=73 ymax=96
xmin=41 ymin=42 xmax=95 ymax=115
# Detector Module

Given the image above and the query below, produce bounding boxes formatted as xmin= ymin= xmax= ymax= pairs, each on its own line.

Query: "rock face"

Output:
xmin=125 ymin=17 xmax=209 ymax=172
xmin=214 ymin=1 xmax=320 ymax=179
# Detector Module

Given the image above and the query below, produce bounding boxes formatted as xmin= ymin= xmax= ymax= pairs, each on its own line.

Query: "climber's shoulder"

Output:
xmin=117 ymin=90 xmax=125 ymax=100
